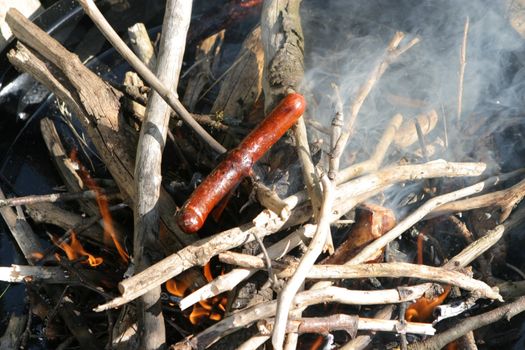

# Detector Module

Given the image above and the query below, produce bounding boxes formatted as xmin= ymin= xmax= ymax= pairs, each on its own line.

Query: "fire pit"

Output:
xmin=1 ymin=0 xmax=525 ymax=349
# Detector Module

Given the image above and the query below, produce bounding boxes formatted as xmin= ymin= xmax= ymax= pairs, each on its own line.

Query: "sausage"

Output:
xmin=177 ymin=93 xmax=306 ymax=233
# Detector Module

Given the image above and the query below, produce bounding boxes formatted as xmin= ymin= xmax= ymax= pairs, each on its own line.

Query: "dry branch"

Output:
xmin=96 ymin=161 xmax=484 ymax=311
xmin=0 ymin=265 xmax=70 ymax=284
xmin=77 ymin=0 xmax=225 ymax=154
xmin=259 ymin=314 xmax=435 ymax=336
xmin=6 ymin=8 xmax=194 ymax=250
xmin=426 ymin=176 xmax=525 ymax=221
xmin=184 ymin=284 xmax=431 ymax=349
xmin=273 ymin=176 xmax=334 ymax=349
xmin=408 ymin=295 xmax=525 ymax=350
xmin=132 ymin=1 xmax=192 ymax=348
xmin=128 ymin=22 xmax=157 ymax=70
xmin=330 ymin=32 xmax=420 ymax=175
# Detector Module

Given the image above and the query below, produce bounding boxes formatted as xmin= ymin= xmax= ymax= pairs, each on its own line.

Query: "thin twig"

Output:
xmin=76 ymin=0 xmax=226 ymax=154
xmin=272 ymin=175 xmax=334 ymax=349
xmin=457 ymin=17 xmax=469 ymax=127
xmin=408 ymin=295 xmax=525 ymax=350
xmin=0 ymin=189 xmax=118 ymax=208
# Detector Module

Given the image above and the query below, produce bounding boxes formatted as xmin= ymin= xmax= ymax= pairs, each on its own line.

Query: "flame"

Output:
xmin=405 ymin=285 xmax=451 ymax=322
xmin=166 ymin=262 xmax=228 ymax=325
xmin=310 ymin=335 xmax=324 ymax=350
xmin=407 ymin=227 xmax=450 ymax=322
xmin=55 ymin=231 xmax=103 ymax=267
xmin=70 ymin=149 xmax=129 ymax=263
xmin=239 ymin=0 xmax=262 ymax=8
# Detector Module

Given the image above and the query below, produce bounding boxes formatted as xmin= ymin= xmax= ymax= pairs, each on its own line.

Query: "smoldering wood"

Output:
xmin=6 ymin=8 xmax=195 ymax=251
xmin=181 ymin=284 xmax=431 ymax=349
xmin=97 ymin=160 xmax=485 ymax=311
xmin=407 ymin=295 xmax=525 ymax=350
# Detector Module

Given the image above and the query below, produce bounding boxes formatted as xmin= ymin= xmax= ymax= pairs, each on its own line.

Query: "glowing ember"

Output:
xmin=310 ymin=335 xmax=324 ymax=350
xmin=70 ymin=149 xmax=129 ymax=263
xmin=55 ymin=231 xmax=103 ymax=267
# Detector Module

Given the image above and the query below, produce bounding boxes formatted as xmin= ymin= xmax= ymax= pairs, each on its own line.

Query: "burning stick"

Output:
xmin=408 ymin=295 xmax=525 ymax=350
xmin=95 ymin=161 xmax=485 ymax=311
xmin=175 ymin=162 xmax=483 ymax=312
xmin=182 ymin=284 xmax=432 ymax=349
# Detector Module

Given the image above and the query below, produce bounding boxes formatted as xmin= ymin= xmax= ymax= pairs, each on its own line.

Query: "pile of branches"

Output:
xmin=1 ymin=1 xmax=525 ymax=349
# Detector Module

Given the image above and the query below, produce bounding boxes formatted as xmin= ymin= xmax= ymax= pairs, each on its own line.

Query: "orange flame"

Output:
xmin=166 ymin=262 xmax=228 ymax=325
xmin=408 ymin=228 xmax=450 ymax=322
xmin=70 ymin=149 xmax=129 ymax=263
xmin=310 ymin=335 xmax=324 ymax=350
xmin=55 ymin=231 xmax=103 ymax=267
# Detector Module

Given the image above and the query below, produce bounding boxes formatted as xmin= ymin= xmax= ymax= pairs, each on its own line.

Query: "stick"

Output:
xmin=128 ymin=23 xmax=157 ymax=70
xmin=76 ymin=0 xmax=225 ymax=154
xmin=214 ymin=258 xmax=499 ymax=299
xmin=133 ymin=1 xmax=192 ymax=348
xmin=96 ymin=161 xmax=485 ymax=311
xmin=0 ymin=189 xmax=118 ymax=208
xmin=426 ymin=176 xmax=525 ymax=221
xmin=259 ymin=314 xmax=435 ymax=336
xmin=340 ymin=306 xmax=394 ymax=350
xmin=336 ymin=114 xmax=403 ymax=183
xmin=457 ymin=17 xmax=469 ymax=127
xmin=273 ymin=176 xmax=334 ymax=349
xmin=0 ymin=265 xmax=70 ymax=284
xmin=330 ymin=32 xmax=419 ymax=174
xmin=349 ymin=173 xmax=515 ymax=266
xmin=185 ymin=284 xmax=431 ymax=349
xmin=408 ymin=295 xmax=525 ymax=350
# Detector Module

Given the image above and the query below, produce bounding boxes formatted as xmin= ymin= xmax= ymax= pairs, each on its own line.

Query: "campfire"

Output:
xmin=1 ymin=0 xmax=525 ymax=349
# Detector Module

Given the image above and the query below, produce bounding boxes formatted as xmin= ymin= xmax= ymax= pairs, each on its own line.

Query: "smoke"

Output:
xmin=301 ymin=0 xmax=525 ymax=174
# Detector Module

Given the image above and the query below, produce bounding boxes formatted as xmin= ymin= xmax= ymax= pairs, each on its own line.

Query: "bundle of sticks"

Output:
xmin=1 ymin=1 xmax=525 ymax=350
